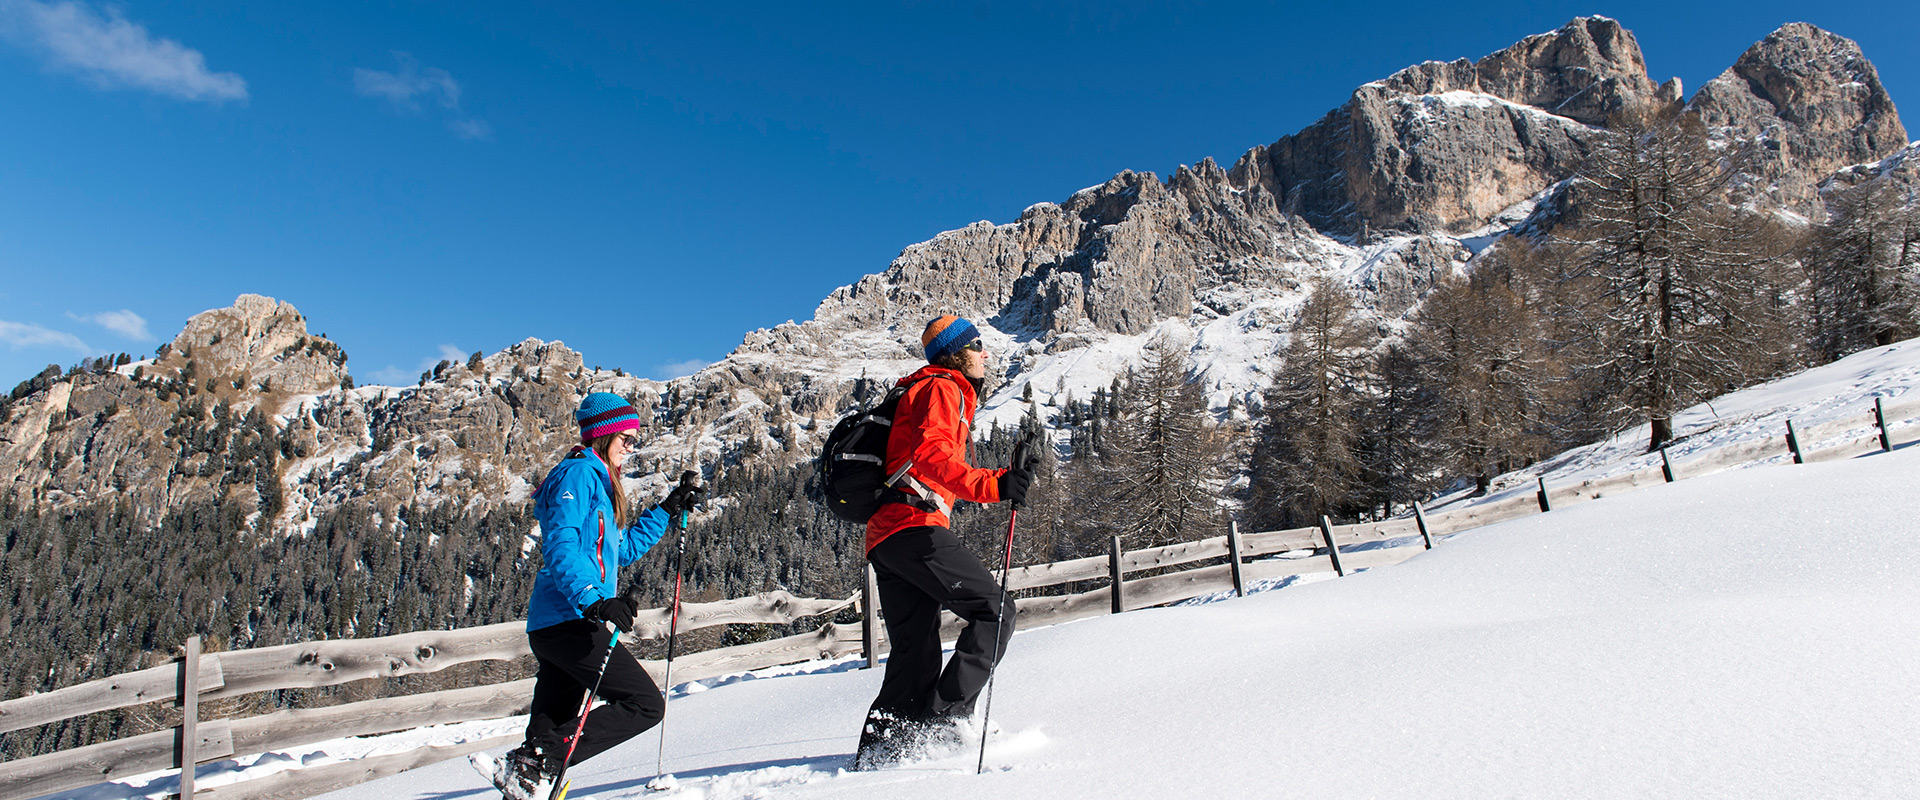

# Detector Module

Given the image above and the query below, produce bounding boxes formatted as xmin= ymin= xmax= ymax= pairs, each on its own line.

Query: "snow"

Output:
xmin=1442 ymin=340 xmax=1920 ymax=511
xmin=1393 ymin=89 xmax=1592 ymax=130
xmin=327 ymin=440 xmax=1915 ymax=798
xmin=63 ymin=340 xmax=1920 ymax=800
xmin=110 ymin=358 xmax=154 ymax=378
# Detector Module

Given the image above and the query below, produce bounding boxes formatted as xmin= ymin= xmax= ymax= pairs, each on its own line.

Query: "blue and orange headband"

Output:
xmin=921 ymin=315 xmax=980 ymax=363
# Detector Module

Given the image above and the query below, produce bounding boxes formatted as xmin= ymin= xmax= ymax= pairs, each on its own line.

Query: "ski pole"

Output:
xmin=975 ymin=506 xmax=1019 ymax=775
xmin=549 ymin=620 xmax=619 ymax=800
xmin=651 ymin=470 xmax=700 ymax=787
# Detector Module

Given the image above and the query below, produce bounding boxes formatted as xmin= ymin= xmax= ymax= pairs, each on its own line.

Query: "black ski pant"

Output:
xmin=524 ymin=619 xmax=665 ymax=766
xmin=865 ymin=525 xmax=1016 ymax=723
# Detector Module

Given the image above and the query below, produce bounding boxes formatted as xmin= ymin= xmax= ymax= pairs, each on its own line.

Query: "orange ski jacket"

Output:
xmin=865 ymin=364 xmax=1006 ymax=552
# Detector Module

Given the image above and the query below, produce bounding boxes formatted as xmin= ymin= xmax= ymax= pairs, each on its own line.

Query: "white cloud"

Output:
xmin=654 ymin=359 xmax=710 ymax=380
xmin=447 ymin=117 xmax=491 ymax=140
xmin=352 ymin=52 xmax=490 ymax=141
xmin=352 ymin=52 xmax=459 ymax=110
xmin=0 ymin=0 xmax=247 ymax=103
xmin=66 ymin=309 xmax=151 ymax=341
xmin=0 ymin=319 xmax=91 ymax=353
xmin=361 ymin=344 xmax=470 ymax=386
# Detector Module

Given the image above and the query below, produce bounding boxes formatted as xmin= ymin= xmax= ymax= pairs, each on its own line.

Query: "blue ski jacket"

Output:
xmin=526 ymin=447 xmax=670 ymax=632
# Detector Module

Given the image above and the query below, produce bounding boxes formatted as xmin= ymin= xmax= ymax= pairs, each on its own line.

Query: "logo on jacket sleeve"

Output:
xmin=560 ymin=491 xmax=575 ymax=501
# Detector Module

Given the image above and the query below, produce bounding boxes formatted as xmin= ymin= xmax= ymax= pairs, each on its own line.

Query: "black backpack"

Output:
xmin=818 ymin=373 xmax=953 ymax=523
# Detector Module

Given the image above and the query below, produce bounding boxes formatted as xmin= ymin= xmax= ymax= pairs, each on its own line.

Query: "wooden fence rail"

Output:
xmin=0 ymin=591 xmax=852 ymax=800
xmin=5 ymin=395 xmax=1916 ymax=800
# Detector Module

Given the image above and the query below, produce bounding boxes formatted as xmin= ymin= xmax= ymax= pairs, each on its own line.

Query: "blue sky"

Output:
xmin=1 ymin=1 xmax=1914 ymax=390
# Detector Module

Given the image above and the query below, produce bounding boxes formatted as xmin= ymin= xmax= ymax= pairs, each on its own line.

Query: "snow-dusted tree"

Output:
xmin=957 ymin=410 xmax=1081 ymax=566
xmin=1358 ymin=340 xmax=1444 ymax=516
xmin=1400 ymin=267 xmax=1556 ymax=495
xmin=1806 ymin=177 xmax=1920 ymax=361
xmin=1552 ymin=113 xmax=1797 ymax=452
xmin=1076 ymin=337 xmax=1226 ymax=550
xmin=1247 ymin=276 xmax=1378 ymax=529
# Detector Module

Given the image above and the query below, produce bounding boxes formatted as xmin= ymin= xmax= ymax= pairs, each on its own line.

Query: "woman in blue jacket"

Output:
xmin=475 ymin=392 xmax=701 ymax=800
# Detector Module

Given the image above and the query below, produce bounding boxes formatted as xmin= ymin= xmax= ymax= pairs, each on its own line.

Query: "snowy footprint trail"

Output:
xmin=584 ymin=727 xmax=1050 ymax=800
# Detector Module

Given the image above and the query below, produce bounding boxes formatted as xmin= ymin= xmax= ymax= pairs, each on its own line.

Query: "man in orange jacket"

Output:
xmin=852 ymin=315 xmax=1038 ymax=771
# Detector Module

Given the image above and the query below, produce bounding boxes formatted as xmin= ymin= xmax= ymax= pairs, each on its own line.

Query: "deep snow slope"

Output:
xmin=306 ymin=431 xmax=1920 ymax=799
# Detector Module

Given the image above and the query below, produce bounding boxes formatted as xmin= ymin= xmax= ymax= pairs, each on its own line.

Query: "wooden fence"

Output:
xmin=4 ymin=394 xmax=1917 ymax=800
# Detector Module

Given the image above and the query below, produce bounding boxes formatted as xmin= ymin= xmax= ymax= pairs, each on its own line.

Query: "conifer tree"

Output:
xmin=1073 ymin=338 xmax=1225 ymax=549
xmin=1247 ymin=276 xmax=1378 ymax=529
xmin=1552 ymin=112 xmax=1797 ymax=451
xmin=1359 ymin=341 xmax=1443 ymax=515
xmin=1806 ymin=177 xmax=1920 ymax=361
xmin=1401 ymin=267 xmax=1555 ymax=495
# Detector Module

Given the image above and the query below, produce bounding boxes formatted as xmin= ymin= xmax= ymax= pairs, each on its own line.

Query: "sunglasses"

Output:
xmin=960 ymin=340 xmax=986 ymax=354
xmin=617 ymin=433 xmax=641 ymax=449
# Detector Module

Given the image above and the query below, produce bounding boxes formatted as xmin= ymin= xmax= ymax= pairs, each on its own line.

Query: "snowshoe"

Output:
xmin=851 ymin=710 xmax=966 ymax=770
xmin=850 ymin=711 xmax=915 ymax=771
xmin=470 ymin=743 xmax=558 ymax=800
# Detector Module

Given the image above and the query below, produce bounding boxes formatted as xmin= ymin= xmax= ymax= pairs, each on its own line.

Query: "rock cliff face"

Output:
xmin=1690 ymin=23 xmax=1908 ymax=215
xmin=1823 ymin=141 xmax=1920 ymax=200
xmin=0 ymin=299 xmax=677 ymax=531
xmin=0 ymin=19 xmax=1909 ymax=535
xmin=1265 ymin=17 xmax=1658 ymax=238
xmin=164 ymin=294 xmax=348 ymax=398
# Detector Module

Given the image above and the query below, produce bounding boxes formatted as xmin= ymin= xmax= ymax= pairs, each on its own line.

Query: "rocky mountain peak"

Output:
xmin=162 ymin=293 xmax=348 ymax=398
xmin=1378 ymin=16 xmax=1661 ymax=127
xmin=1689 ymin=22 xmax=1907 ymax=214
xmin=1263 ymin=16 xmax=1666 ymax=239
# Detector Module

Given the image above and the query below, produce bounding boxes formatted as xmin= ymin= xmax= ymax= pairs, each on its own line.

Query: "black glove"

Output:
xmin=660 ymin=483 xmax=706 ymax=519
xmin=583 ymin=596 xmax=638 ymax=633
xmin=997 ymin=437 xmax=1040 ymax=508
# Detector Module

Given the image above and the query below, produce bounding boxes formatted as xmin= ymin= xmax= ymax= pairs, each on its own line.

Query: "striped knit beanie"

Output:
xmin=921 ymin=315 xmax=980 ymax=364
xmin=576 ymin=392 xmax=642 ymax=443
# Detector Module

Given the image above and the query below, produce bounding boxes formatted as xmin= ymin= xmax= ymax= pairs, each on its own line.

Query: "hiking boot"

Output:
xmin=498 ymin=743 xmax=559 ymax=800
xmin=851 ymin=711 xmax=920 ymax=771
xmin=852 ymin=709 xmax=975 ymax=770
xmin=915 ymin=714 xmax=965 ymax=759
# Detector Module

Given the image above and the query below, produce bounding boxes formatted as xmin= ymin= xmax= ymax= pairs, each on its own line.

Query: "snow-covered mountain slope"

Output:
xmin=1428 ymin=337 xmax=1920 ymax=509
xmin=320 ymin=372 xmax=1920 ymax=800
xmin=72 ymin=338 xmax=1920 ymax=800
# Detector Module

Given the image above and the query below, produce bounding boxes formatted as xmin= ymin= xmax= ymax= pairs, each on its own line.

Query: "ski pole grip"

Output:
xmin=674 ymin=470 xmax=701 ymax=529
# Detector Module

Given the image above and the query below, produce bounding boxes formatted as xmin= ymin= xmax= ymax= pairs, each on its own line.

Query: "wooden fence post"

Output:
xmin=861 ymin=564 xmax=878 ymax=670
xmin=1318 ymin=516 xmax=1345 ymax=577
xmin=1412 ymin=502 xmax=1434 ymax=550
xmin=1785 ymin=418 xmax=1804 ymax=464
xmin=1536 ymin=477 xmax=1552 ymax=512
xmin=176 ymin=635 xmax=200 ymax=800
xmin=1226 ymin=521 xmax=1246 ymax=597
xmin=1108 ymin=536 xmax=1126 ymax=613
xmin=1876 ymin=397 xmax=1892 ymax=452
xmin=1660 ymin=447 xmax=1676 ymax=483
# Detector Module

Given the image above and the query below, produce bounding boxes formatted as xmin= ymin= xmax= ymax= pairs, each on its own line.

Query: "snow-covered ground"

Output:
xmin=1437 ymin=340 xmax=1920 ymax=510
xmin=63 ymin=341 xmax=1920 ymax=800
